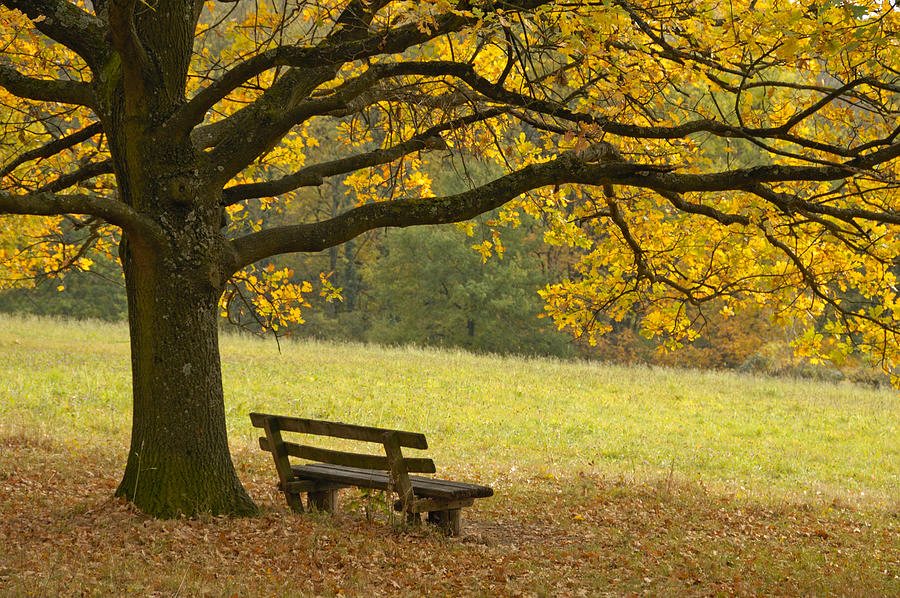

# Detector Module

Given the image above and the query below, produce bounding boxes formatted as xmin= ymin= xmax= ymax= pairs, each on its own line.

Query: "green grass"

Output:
xmin=2 ymin=313 xmax=896 ymax=505
xmin=1 ymin=314 xmax=898 ymax=596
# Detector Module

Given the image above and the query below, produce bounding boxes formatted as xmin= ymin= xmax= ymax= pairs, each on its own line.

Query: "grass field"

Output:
xmin=1 ymin=314 xmax=897 ymax=596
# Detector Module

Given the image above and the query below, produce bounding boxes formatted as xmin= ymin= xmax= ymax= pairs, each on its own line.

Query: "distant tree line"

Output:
xmin=0 ymin=213 xmax=888 ymax=387
xmin=0 ymin=253 xmax=126 ymax=320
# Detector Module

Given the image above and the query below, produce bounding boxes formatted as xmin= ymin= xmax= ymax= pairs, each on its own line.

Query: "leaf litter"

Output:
xmin=1 ymin=435 xmax=897 ymax=596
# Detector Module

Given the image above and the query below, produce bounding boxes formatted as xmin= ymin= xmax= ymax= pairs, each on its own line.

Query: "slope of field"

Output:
xmin=1 ymin=315 xmax=897 ymax=595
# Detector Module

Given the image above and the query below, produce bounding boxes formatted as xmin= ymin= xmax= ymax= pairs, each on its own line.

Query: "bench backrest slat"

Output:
xmin=257 ymin=436 xmax=437 ymax=474
xmin=250 ymin=412 xmax=428 ymax=449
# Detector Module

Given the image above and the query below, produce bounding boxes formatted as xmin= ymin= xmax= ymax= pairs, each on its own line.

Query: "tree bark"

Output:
xmin=115 ymin=229 xmax=257 ymax=517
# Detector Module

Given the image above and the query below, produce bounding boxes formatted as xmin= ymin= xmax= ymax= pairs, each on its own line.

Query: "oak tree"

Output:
xmin=1 ymin=0 xmax=897 ymax=516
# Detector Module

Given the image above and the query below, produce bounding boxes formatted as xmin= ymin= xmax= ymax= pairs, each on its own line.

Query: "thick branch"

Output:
xmin=221 ymin=111 xmax=499 ymax=204
xmin=744 ymin=183 xmax=900 ymax=226
xmin=222 ymin=136 xmax=436 ymax=203
xmin=166 ymin=47 xmax=315 ymax=137
xmin=608 ymin=146 xmax=900 ymax=201
xmin=0 ymin=65 xmax=94 ymax=106
xmin=0 ymin=189 xmax=161 ymax=238
xmin=107 ymin=0 xmax=157 ymax=90
xmin=230 ymin=149 xmax=900 ymax=272
xmin=386 ymin=61 xmax=897 ymax=158
xmin=0 ymin=122 xmax=102 ymax=179
xmin=205 ymin=60 xmax=455 ymax=181
xmin=171 ymin=16 xmax=450 ymax=140
xmin=654 ymin=190 xmax=750 ymax=226
xmin=228 ymin=156 xmax=669 ymax=271
xmin=35 ymin=159 xmax=115 ymax=193
xmin=191 ymin=61 xmax=412 ymax=151
xmin=198 ymin=0 xmax=551 ymax=171
xmin=206 ymin=84 xmax=357 ymax=182
xmin=168 ymin=0 xmax=394 ymax=136
xmin=0 ymin=0 xmax=108 ymax=68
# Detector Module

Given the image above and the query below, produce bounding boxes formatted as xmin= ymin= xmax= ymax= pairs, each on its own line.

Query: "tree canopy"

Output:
xmin=0 ymin=0 xmax=897 ymax=516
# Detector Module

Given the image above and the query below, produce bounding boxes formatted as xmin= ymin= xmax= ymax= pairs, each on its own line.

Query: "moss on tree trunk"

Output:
xmin=115 ymin=233 xmax=257 ymax=517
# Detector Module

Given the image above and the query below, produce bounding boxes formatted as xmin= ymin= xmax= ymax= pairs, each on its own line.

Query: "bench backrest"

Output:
xmin=249 ymin=412 xmax=434 ymax=508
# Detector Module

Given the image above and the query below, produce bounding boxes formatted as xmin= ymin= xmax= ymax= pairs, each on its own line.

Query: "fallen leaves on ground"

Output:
xmin=1 ymin=433 xmax=897 ymax=597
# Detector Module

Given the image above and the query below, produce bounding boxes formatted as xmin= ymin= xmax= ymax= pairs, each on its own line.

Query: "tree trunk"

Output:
xmin=115 ymin=233 xmax=257 ymax=517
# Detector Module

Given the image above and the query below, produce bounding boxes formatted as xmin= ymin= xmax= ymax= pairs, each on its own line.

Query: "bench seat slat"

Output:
xmin=258 ymin=437 xmax=437 ymax=473
xmin=250 ymin=412 xmax=428 ymax=449
xmin=292 ymin=463 xmax=494 ymax=500
xmin=284 ymin=479 xmax=348 ymax=493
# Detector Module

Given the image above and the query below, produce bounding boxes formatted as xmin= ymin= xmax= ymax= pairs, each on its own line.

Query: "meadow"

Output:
xmin=0 ymin=314 xmax=897 ymax=596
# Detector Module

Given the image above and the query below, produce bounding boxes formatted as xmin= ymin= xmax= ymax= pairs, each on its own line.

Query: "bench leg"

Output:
xmin=406 ymin=511 xmax=421 ymax=525
xmin=447 ymin=508 xmax=462 ymax=536
xmin=285 ymin=492 xmax=305 ymax=513
xmin=307 ymin=489 xmax=339 ymax=512
xmin=427 ymin=508 xmax=462 ymax=536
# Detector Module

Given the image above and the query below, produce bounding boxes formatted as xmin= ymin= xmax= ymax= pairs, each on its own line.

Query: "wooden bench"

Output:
xmin=249 ymin=412 xmax=493 ymax=536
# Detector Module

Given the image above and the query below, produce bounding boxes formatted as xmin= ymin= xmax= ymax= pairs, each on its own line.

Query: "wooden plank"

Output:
xmin=297 ymin=459 xmax=487 ymax=495
xmin=260 ymin=418 xmax=291 ymax=487
xmin=294 ymin=464 xmax=392 ymax=491
xmin=258 ymin=437 xmax=436 ymax=473
xmin=383 ymin=431 xmax=414 ymax=512
xmin=249 ymin=412 xmax=428 ymax=449
xmin=398 ymin=475 xmax=494 ymax=497
xmin=284 ymin=479 xmax=347 ymax=493
xmin=293 ymin=464 xmax=494 ymax=499
xmin=283 ymin=479 xmax=319 ymax=493
xmin=258 ymin=415 xmax=304 ymax=513
xmin=393 ymin=497 xmax=475 ymax=513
